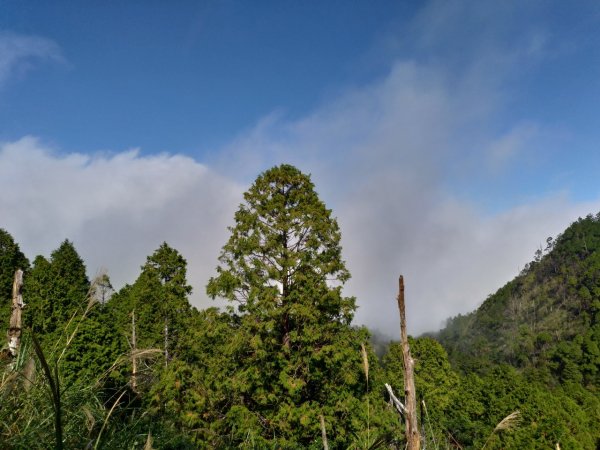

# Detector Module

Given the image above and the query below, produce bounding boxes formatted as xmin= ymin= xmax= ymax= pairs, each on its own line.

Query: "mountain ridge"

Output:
xmin=435 ymin=213 xmax=600 ymax=389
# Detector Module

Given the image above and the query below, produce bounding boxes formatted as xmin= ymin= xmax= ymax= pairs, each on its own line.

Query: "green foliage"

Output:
xmin=383 ymin=337 xmax=459 ymax=447
xmin=18 ymin=242 xmax=123 ymax=386
xmin=439 ymin=215 xmax=600 ymax=379
xmin=443 ymin=367 xmax=600 ymax=449
xmin=109 ymin=242 xmax=192 ymax=362
xmin=436 ymin=214 xmax=600 ymax=448
xmin=60 ymin=301 xmax=125 ymax=385
xmin=0 ymin=228 xmax=30 ymax=296
xmin=0 ymin=332 xmax=105 ymax=449
xmin=207 ymin=164 xmax=353 ymax=320
xmin=205 ymin=165 xmax=395 ymax=447
xmin=24 ymin=240 xmax=90 ymax=338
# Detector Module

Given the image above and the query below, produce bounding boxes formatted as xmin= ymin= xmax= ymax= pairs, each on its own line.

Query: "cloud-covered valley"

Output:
xmin=2 ymin=59 xmax=598 ymax=337
xmin=2 ymin=1 xmax=600 ymax=336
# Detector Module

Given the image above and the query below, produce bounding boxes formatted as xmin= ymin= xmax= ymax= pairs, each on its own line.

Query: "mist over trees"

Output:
xmin=0 ymin=165 xmax=599 ymax=448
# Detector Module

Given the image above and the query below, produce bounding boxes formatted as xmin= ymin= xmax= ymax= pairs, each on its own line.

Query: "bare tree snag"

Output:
xmin=319 ymin=414 xmax=329 ymax=450
xmin=164 ymin=317 xmax=169 ymax=368
xmin=8 ymin=269 xmax=25 ymax=357
xmin=385 ymin=383 xmax=407 ymax=416
xmin=131 ymin=309 xmax=138 ymax=393
xmin=397 ymin=275 xmax=421 ymax=450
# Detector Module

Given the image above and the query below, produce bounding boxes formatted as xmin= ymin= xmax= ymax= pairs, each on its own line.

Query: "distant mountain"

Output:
xmin=436 ymin=213 xmax=600 ymax=389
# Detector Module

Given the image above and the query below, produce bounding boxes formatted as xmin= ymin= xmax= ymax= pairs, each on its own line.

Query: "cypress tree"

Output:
xmin=24 ymin=240 xmax=89 ymax=337
xmin=206 ymin=164 xmax=372 ymax=447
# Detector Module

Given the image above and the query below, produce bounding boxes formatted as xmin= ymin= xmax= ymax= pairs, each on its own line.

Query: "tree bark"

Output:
xmin=164 ymin=317 xmax=169 ymax=368
xmin=319 ymin=414 xmax=329 ymax=450
xmin=131 ymin=309 xmax=138 ymax=393
xmin=8 ymin=269 xmax=24 ymax=357
xmin=397 ymin=275 xmax=420 ymax=450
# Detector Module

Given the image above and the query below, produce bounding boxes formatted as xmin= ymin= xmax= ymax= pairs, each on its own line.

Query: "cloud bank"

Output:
xmin=0 ymin=139 xmax=242 ymax=307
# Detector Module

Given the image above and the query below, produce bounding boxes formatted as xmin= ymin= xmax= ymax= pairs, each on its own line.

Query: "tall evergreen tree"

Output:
xmin=24 ymin=240 xmax=89 ymax=337
xmin=16 ymin=241 xmax=122 ymax=384
xmin=108 ymin=243 xmax=192 ymax=365
xmin=23 ymin=255 xmax=52 ymax=334
xmin=143 ymin=242 xmax=192 ymax=362
xmin=47 ymin=240 xmax=90 ymax=324
xmin=206 ymin=165 xmax=379 ymax=447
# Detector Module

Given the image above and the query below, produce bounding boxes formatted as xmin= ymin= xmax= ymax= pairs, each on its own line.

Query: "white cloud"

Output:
xmin=0 ymin=31 xmax=63 ymax=88
xmin=0 ymin=137 xmax=243 ymax=308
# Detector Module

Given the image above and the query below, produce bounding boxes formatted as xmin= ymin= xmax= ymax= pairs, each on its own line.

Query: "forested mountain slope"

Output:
xmin=422 ymin=214 xmax=600 ymax=448
xmin=437 ymin=213 xmax=600 ymax=389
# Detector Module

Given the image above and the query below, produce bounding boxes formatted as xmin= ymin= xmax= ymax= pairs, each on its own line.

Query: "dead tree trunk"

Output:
xmin=164 ymin=317 xmax=169 ymax=368
xmin=397 ymin=275 xmax=420 ymax=450
xmin=131 ymin=309 xmax=138 ymax=393
xmin=8 ymin=269 xmax=25 ymax=357
xmin=319 ymin=414 xmax=329 ymax=450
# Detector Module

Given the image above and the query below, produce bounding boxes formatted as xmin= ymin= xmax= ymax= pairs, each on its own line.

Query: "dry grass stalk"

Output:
xmin=422 ymin=400 xmax=439 ymax=450
xmin=82 ymin=406 xmax=96 ymax=433
xmin=144 ymin=432 xmax=154 ymax=450
xmin=361 ymin=342 xmax=370 ymax=446
xmin=23 ymin=357 xmax=36 ymax=392
xmin=96 ymin=348 xmax=162 ymax=388
xmin=481 ymin=411 xmax=521 ymax=449
xmin=93 ymin=390 xmax=127 ymax=450
xmin=360 ymin=343 xmax=369 ymax=381
xmin=31 ymin=333 xmax=63 ymax=450
xmin=493 ymin=411 xmax=520 ymax=432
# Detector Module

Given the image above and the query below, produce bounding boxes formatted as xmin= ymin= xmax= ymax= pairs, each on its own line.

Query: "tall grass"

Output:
xmin=0 ymin=331 xmax=104 ymax=449
xmin=31 ymin=333 xmax=63 ymax=450
xmin=0 ymin=272 xmax=190 ymax=449
xmin=0 ymin=275 xmax=112 ymax=448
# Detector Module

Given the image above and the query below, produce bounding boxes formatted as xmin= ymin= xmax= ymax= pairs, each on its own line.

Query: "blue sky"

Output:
xmin=1 ymin=1 xmax=411 ymax=152
xmin=2 ymin=0 xmax=600 ymax=334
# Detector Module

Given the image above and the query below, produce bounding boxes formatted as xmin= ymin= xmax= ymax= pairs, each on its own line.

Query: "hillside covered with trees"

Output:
xmin=1 ymin=165 xmax=599 ymax=449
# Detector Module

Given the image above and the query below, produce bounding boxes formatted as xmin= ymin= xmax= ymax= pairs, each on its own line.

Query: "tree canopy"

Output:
xmin=207 ymin=163 xmax=354 ymax=322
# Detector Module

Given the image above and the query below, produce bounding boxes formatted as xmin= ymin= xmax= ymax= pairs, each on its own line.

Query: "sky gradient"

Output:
xmin=2 ymin=0 xmax=600 ymax=336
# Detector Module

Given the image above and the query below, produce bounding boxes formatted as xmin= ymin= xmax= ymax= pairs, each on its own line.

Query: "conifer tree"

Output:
xmin=108 ymin=243 xmax=192 ymax=365
xmin=206 ymin=165 xmax=373 ymax=447
xmin=47 ymin=240 xmax=90 ymax=323
xmin=24 ymin=240 xmax=89 ymax=337
xmin=23 ymin=255 xmax=52 ymax=334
